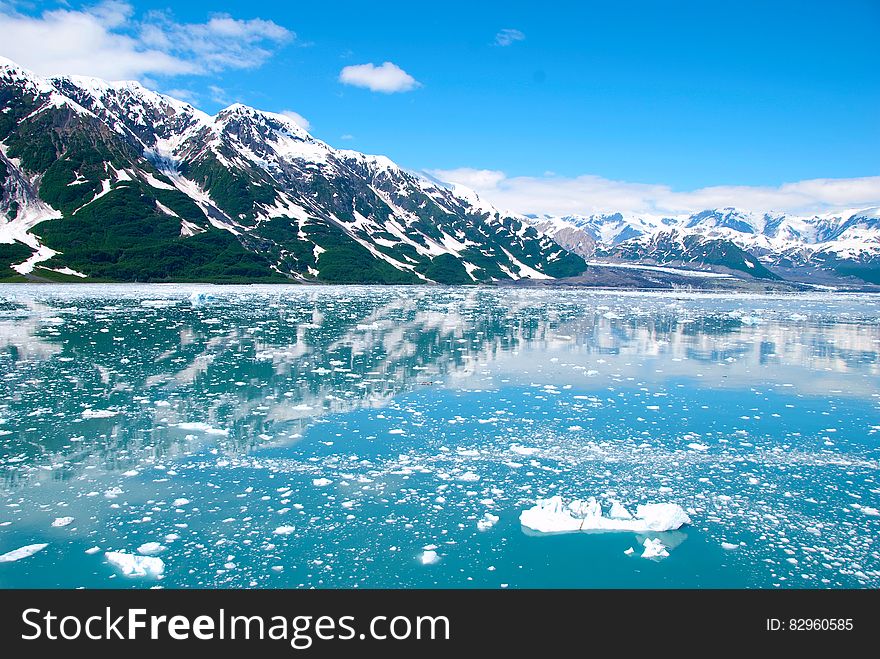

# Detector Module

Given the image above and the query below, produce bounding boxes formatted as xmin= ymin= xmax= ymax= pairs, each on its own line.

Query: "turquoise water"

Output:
xmin=0 ymin=284 xmax=878 ymax=588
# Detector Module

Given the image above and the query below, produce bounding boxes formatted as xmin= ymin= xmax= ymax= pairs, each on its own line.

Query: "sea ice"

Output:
xmin=274 ymin=526 xmax=296 ymax=535
xmin=312 ymin=478 xmax=332 ymax=487
xmin=81 ymin=409 xmax=119 ymax=419
xmin=137 ymin=542 xmax=166 ymax=555
xmin=0 ymin=543 xmax=48 ymax=563
xmin=519 ymin=496 xmax=691 ymax=534
xmin=105 ymin=552 xmax=165 ymax=577
xmin=420 ymin=550 xmax=440 ymax=565
xmin=641 ymin=538 xmax=669 ymax=559
xmin=721 ymin=542 xmax=739 ymax=551
xmin=608 ymin=499 xmax=633 ymax=520
xmin=172 ymin=498 xmax=190 ymax=507
xmin=51 ymin=516 xmax=74 ymax=527
xmin=477 ymin=513 xmax=500 ymax=531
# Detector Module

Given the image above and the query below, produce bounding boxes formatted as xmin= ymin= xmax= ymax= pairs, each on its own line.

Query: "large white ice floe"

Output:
xmin=519 ymin=495 xmax=691 ymax=534
xmin=105 ymin=551 xmax=165 ymax=577
xmin=0 ymin=543 xmax=48 ymax=563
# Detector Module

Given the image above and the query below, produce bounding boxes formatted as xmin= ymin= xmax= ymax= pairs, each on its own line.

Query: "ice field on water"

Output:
xmin=0 ymin=284 xmax=878 ymax=588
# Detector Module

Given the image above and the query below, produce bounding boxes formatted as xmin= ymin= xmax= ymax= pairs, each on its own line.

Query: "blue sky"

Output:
xmin=1 ymin=0 xmax=878 ymax=215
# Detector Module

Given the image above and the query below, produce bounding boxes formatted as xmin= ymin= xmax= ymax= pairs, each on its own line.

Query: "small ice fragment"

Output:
xmin=312 ymin=478 xmax=332 ymax=487
xmin=0 ymin=543 xmax=48 ymax=563
xmin=51 ymin=517 xmax=74 ymax=527
xmin=458 ymin=472 xmax=480 ymax=482
xmin=172 ymin=498 xmax=190 ymax=507
xmin=81 ymin=409 xmax=118 ymax=419
xmin=105 ymin=552 xmax=165 ymax=577
xmin=510 ymin=445 xmax=539 ymax=456
xmin=687 ymin=443 xmax=709 ymax=451
xmin=273 ymin=526 xmax=296 ymax=535
xmin=641 ymin=538 xmax=669 ymax=559
xmin=862 ymin=507 xmax=879 ymax=516
xmin=137 ymin=542 xmax=166 ymax=555
xmin=420 ymin=550 xmax=440 ymax=565
xmin=104 ymin=487 xmax=123 ymax=499
xmin=721 ymin=542 xmax=739 ymax=551
xmin=122 ymin=470 xmax=139 ymax=477
xmin=624 ymin=547 xmax=635 ymax=555
xmin=477 ymin=513 xmax=500 ymax=531
xmin=85 ymin=546 xmax=101 ymax=555
xmin=388 ymin=429 xmax=405 ymax=435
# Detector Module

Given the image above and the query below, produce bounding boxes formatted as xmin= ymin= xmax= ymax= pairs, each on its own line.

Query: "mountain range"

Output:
xmin=529 ymin=206 xmax=880 ymax=286
xmin=0 ymin=56 xmax=583 ymax=284
xmin=1 ymin=56 xmax=877 ymax=289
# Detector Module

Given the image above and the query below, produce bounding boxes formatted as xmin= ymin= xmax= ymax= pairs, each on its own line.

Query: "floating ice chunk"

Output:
xmin=51 ymin=517 xmax=74 ymax=527
xmin=122 ymin=470 xmax=139 ymax=477
xmin=0 ymin=543 xmax=48 ymax=563
xmin=458 ymin=472 xmax=480 ymax=482
xmin=608 ymin=499 xmax=633 ymax=520
xmin=312 ymin=478 xmax=332 ymax=487
xmin=862 ymin=507 xmax=879 ymax=516
xmin=137 ymin=542 xmax=166 ymax=555
xmin=85 ymin=546 xmax=101 ymax=555
xmin=687 ymin=443 xmax=709 ymax=451
xmin=104 ymin=487 xmax=123 ymax=499
xmin=105 ymin=552 xmax=165 ymax=577
xmin=388 ymin=429 xmax=405 ymax=435
xmin=642 ymin=538 xmax=669 ymax=559
xmin=420 ymin=550 xmax=440 ymax=565
xmin=510 ymin=445 xmax=539 ymax=456
xmin=519 ymin=496 xmax=691 ymax=534
xmin=721 ymin=542 xmax=739 ymax=551
xmin=189 ymin=292 xmax=215 ymax=306
xmin=477 ymin=513 xmax=500 ymax=531
xmin=172 ymin=498 xmax=190 ymax=507
xmin=624 ymin=547 xmax=635 ymax=556
xmin=175 ymin=422 xmax=228 ymax=436
xmin=81 ymin=408 xmax=119 ymax=419
xmin=274 ymin=526 xmax=296 ymax=535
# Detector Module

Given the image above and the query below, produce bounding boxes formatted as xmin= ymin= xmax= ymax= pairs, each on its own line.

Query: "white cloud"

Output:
xmin=279 ymin=110 xmax=310 ymax=131
xmin=495 ymin=28 xmax=525 ymax=47
xmin=339 ymin=62 xmax=419 ymax=93
xmin=208 ymin=85 xmax=231 ymax=105
xmin=428 ymin=168 xmax=880 ymax=216
xmin=164 ymin=87 xmax=199 ymax=104
xmin=429 ymin=168 xmax=506 ymax=190
xmin=0 ymin=1 xmax=292 ymax=80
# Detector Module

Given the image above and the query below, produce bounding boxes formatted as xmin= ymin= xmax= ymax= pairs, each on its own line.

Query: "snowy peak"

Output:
xmin=0 ymin=56 xmax=585 ymax=284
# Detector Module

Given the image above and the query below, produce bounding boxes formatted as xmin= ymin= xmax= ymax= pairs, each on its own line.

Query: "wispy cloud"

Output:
xmin=279 ymin=109 xmax=310 ymax=131
xmin=429 ymin=167 xmax=880 ymax=216
xmin=339 ymin=61 xmax=419 ymax=93
xmin=494 ymin=28 xmax=525 ymax=47
xmin=208 ymin=85 xmax=231 ymax=105
xmin=163 ymin=87 xmax=199 ymax=104
xmin=0 ymin=1 xmax=292 ymax=80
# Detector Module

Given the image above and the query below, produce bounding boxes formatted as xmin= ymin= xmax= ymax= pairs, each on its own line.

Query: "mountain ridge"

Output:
xmin=0 ymin=57 xmax=585 ymax=284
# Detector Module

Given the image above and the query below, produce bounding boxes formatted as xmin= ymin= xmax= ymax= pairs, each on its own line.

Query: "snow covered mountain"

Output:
xmin=529 ymin=207 xmax=880 ymax=285
xmin=0 ymin=57 xmax=585 ymax=283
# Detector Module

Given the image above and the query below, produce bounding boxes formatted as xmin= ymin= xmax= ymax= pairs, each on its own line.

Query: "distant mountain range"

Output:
xmin=1 ymin=56 xmax=877 ymax=288
xmin=529 ymin=207 xmax=880 ymax=286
